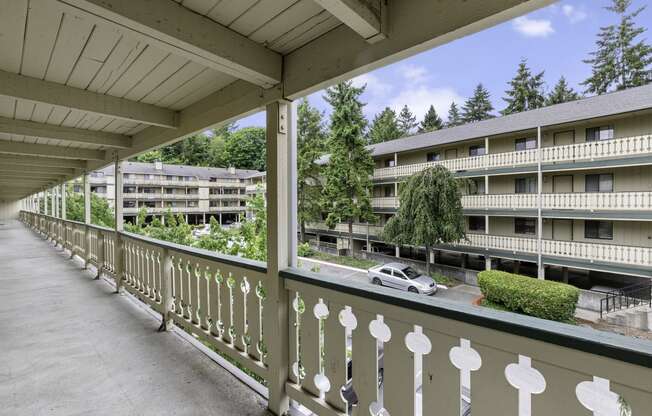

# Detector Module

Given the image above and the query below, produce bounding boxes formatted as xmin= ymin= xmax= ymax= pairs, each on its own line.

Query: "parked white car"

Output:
xmin=368 ymin=262 xmax=437 ymax=295
xmin=192 ymin=224 xmax=211 ymax=238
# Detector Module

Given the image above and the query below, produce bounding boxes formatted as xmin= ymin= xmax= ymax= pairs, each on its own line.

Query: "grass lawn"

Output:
xmin=430 ymin=272 xmax=461 ymax=288
xmin=307 ymin=251 xmax=379 ymax=270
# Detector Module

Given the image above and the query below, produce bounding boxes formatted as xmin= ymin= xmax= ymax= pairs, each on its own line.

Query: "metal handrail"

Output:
xmin=600 ymin=281 xmax=652 ymax=319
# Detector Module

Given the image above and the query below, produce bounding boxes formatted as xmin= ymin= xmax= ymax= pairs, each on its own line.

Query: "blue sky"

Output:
xmin=236 ymin=0 xmax=652 ymax=128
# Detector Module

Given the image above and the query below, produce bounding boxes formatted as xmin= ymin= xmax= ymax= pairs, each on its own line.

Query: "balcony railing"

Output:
xmin=462 ymin=191 xmax=652 ymax=211
xmin=209 ymin=193 xmax=245 ymax=199
xmin=373 ymin=134 xmax=652 ymax=179
xmin=125 ymin=193 xmax=199 ymax=200
xmin=20 ymin=211 xmax=652 ymax=416
xmin=457 ymin=233 xmax=652 ymax=267
xmin=306 ymin=221 xmax=385 ymax=237
xmin=371 ymin=196 xmax=398 ymax=208
xmin=123 ymin=206 xmax=204 ymax=214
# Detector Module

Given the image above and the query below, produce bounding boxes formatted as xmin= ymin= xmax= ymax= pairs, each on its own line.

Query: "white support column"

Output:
xmin=84 ymin=173 xmax=92 ymax=268
xmin=45 ymin=188 xmax=50 ymax=216
xmin=265 ymin=100 xmax=293 ymax=415
xmin=537 ymin=126 xmax=544 ymax=279
xmin=61 ymin=182 xmax=66 ymax=220
xmin=114 ymin=159 xmax=124 ymax=293
xmin=54 ymin=185 xmax=59 ymax=218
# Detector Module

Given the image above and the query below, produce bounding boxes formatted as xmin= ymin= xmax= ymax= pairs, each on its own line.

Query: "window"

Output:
xmin=384 ymin=185 xmax=395 ymax=197
xmin=123 ymin=200 xmax=136 ymax=208
xmin=468 ymin=178 xmax=485 ymax=195
xmin=426 ymin=152 xmax=441 ymax=162
xmin=586 ymin=126 xmax=614 ymax=142
xmin=380 ymin=268 xmax=392 ymax=275
xmin=469 ymin=145 xmax=486 ymax=157
xmin=384 ymin=159 xmax=395 ymax=167
xmin=91 ymin=186 xmax=106 ymax=194
xmin=123 ymin=186 xmax=136 ymax=193
xmin=585 ymin=174 xmax=613 ymax=193
xmin=90 ymin=171 xmax=104 ymax=178
xmin=209 ymin=177 xmax=217 ymax=182
xmin=468 ymin=216 xmax=486 ymax=232
xmin=515 ymin=177 xmax=537 ymax=194
xmin=187 ymin=201 xmax=198 ymax=207
xmin=209 ymin=201 xmax=219 ymax=207
xmin=515 ymin=137 xmax=536 ymax=151
xmin=585 ymin=220 xmax=613 ymax=240
xmin=515 ymin=218 xmax=536 ymax=235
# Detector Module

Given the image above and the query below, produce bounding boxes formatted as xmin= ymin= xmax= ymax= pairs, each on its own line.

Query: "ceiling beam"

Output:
xmin=0 ymin=116 xmax=132 ymax=149
xmin=56 ymin=0 xmax=282 ymax=88
xmin=0 ymin=173 xmax=66 ymax=182
xmin=0 ymin=141 xmax=105 ymax=160
xmin=0 ymin=70 xmax=177 ymax=128
xmin=313 ymin=0 xmax=385 ymax=43
xmin=0 ymin=155 xmax=87 ymax=169
xmin=284 ymin=0 xmax=554 ymax=98
xmin=0 ymin=166 xmax=77 ymax=176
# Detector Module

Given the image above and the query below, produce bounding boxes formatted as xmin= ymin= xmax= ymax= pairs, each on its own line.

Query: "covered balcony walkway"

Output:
xmin=0 ymin=220 xmax=269 ymax=415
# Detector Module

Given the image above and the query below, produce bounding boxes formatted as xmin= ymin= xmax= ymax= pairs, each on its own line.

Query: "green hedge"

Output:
xmin=478 ymin=270 xmax=579 ymax=322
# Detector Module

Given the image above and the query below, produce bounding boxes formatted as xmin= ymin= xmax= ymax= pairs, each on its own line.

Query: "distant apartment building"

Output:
xmin=306 ymin=84 xmax=652 ymax=289
xmin=77 ymin=161 xmax=266 ymax=225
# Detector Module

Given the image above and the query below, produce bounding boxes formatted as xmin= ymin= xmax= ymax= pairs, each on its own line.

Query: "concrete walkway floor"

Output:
xmin=0 ymin=220 xmax=270 ymax=416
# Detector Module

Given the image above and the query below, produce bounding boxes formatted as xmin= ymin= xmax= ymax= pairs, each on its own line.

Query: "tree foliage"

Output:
xmin=546 ymin=76 xmax=581 ymax=105
xmin=368 ymin=107 xmax=402 ymax=143
xmin=446 ymin=102 xmax=463 ymax=127
xmin=397 ymin=105 xmax=418 ymax=136
xmin=382 ymin=166 xmax=465 ymax=274
xmin=297 ymin=98 xmax=327 ymax=241
xmin=501 ymin=59 xmax=545 ymax=115
xmin=66 ymin=189 xmax=115 ymax=228
xmin=221 ymin=127 xmax=267 ymax=171
xmin=418 ymin=105 xmax=444 ymax=133
xmin=462 ymin=84 xmax=495 ymax=123
xmin=321 ymin=81 xmax=375 ymax=254
xmin=582 ymin=0 xmax=652 ymax=94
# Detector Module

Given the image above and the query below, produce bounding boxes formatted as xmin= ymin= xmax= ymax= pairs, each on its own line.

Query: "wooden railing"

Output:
xmin=306 ymin=221 xmax=385 ymax=237
xmin=373 ymin=134 xmax=652 ymax=179
xmin=461 ymin=191 xmax=652 ymax=211
xmin=19 ymin=211 xmax=652 ymax=416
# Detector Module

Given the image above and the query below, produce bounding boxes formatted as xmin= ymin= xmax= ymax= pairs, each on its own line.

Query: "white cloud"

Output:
xmin=399 ymin=64 xmax=429 ymax=84
xmin=388 ymin=86 xmax=464 ymax=124
xmin=512 ymin=16 xmax=554 ymax=38
xmin=562 ymin=4 xmax=587 ymax=23
xmin=351 ymin=73 xmax=393 ymax=98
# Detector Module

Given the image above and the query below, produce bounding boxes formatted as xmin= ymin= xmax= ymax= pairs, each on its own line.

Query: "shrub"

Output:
xmin=478 ymin=270 xmax=579 ymax=322
xmin=298 ymin=242 xmax=315 ymax=257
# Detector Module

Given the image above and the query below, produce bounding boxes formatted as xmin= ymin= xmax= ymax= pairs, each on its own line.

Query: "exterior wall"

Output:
xmin=0 ymin=200 xmax=20 ymax=220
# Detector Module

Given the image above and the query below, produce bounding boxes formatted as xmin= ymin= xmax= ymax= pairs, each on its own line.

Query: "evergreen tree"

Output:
xmin=297 ymin=98 xmax=327 ymax=242
xmin=418 ymin=105 xmax=444 ymax=133
xmin=582 ymin=0 xmax=652 ymax=94
xmin=546 ymin=76 xmax=581 ymax=105
xmin=397 ymin=105 xmax=418 ymax=135
xmin=368 ymin=107 xmax=402 ymax=143
xmin=321 ymin=81 xmax=375 ymax=255
xmin=382 ymin=166 xmax=465 ymax=276
xmin=446 ymin=102 xmax=463 ymax=127
xmin=501 ymin=59 xmax=545 ymax=115
xmin=462 ymin=84 xmax=495 ymax=123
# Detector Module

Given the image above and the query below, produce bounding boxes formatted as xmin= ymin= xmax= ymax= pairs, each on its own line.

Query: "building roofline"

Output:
xmin=366 ymin=84 xmax=652 ymax=158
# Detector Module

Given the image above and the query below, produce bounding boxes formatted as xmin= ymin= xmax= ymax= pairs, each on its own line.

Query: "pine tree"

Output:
xmin=382 ymin=166 xmax=465 ymax=275
xmin=546 ymin=76 xmax=581 ymax=105
xmin=322 ymin=81 xmax=375 ymax=255
xmin=397 ymin=105 xmax=418 ymax=135
xmin=462 ymin=84 xmax=495 ymax=123
xmin=502 ymin=59 xmax=545 ymax=115
xmin=297 ymin=98 xmax=327 ymax=242
xmin=418 ymin=105 xmax=444 ymax=133
xmin=368 ymin=107 xmax=402 ymax=144
xmin=446 ymin=102 xmax=463 ymax=127
xmin=582 ymin=0 xmax=652 ymax=94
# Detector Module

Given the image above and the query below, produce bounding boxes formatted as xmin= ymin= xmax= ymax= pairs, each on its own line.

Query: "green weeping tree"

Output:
xmin=382 ymin=166 xmax=465 ymax=275
xmin=322 ymin=81 xmax=375 ymax=256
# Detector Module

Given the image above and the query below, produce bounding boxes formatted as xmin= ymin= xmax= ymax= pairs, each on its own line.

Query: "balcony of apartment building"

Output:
xmin=2 ymin=1 xmax=651 ymax=415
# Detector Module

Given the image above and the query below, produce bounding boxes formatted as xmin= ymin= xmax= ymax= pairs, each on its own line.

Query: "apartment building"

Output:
xmin=307 ymin=84 xmax=652 ymax=290
xmin=77 ymin=161 xmax=265 ymax=225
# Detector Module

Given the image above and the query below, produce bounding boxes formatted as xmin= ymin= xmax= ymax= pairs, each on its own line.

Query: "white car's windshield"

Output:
xmin=402 ymin=266 xmax=420 ymax=279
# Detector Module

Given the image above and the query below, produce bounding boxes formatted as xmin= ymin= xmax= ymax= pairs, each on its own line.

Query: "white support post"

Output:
xmin=114 ymin=159 xmax=125 ymax=293
xmin=537 ymin=126 xmax=544 ymax=279
xmin=265 ymin=100 xmax=293 ymax=415
xmin=84 ymin=173 xmax=91 ymax=268
xmin=60 ymin=182 xmax=66 ymax=220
